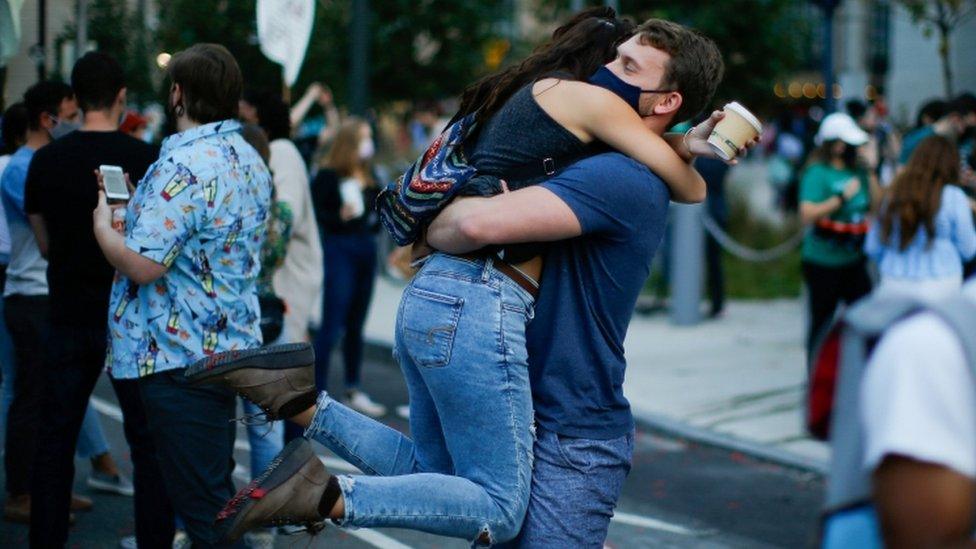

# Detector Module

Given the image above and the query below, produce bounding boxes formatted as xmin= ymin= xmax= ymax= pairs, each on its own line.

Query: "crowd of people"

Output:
xmin=0 ymin=41 xmax=393 ymax=548
xmin=0 ymin=4 xmax=974 ymax=549
xmin=796 ymin=92 xmax=976 ymax=359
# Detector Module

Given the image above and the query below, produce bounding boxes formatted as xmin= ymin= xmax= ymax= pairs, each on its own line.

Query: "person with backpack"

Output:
xmin=812 ymin=277 xmax=976 ymax=548
xmin=865 ymin=135 xmax=976 ymax=300
xmin=799 ymin=112 xmax=881 ymax=358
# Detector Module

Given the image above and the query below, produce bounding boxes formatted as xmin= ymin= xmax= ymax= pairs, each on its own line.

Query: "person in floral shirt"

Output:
xmin=93 ymin=44 xmax=271 ymax=547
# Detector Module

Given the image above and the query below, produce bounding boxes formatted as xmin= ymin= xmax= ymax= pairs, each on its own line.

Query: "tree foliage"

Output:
xmin=535 ymin=0 xmax=811 ymax=117
xmin=156 ymin=0 xmax=511 ymax=108
xmin=156 ymin=0 xmax=281 ymax=98
xmin=623 ymin=0 xmax=810 ymax=116
xmin=56 ymin=0 xmax=156 ymax=105
xmin=895 ymin=0 xmax=976 ymax=96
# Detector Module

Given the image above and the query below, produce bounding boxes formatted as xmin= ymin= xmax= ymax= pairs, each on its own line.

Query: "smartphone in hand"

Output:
xmin=100 ymin=165 xmax=130 ymax=202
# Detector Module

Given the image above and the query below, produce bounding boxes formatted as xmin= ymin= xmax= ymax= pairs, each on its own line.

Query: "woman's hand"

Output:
xmin=842 ymin=176 xmax=861 ymax=200
xmin=339 ymin=204 xmax=358 ymax=222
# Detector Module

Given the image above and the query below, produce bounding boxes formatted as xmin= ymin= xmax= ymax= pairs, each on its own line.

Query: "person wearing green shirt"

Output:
xmin=800 ymin=112 xmax=880 ymax=359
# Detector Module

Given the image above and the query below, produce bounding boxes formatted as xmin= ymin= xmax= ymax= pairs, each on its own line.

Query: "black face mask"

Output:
xmin=588 ymin=66 xmax=672 ymax=115
xmin=841 ymin=143 xmax=859 ymax=169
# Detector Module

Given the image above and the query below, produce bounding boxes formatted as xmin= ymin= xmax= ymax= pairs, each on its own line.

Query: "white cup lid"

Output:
xmin=724 ymin=102 xmax=762 ymax=132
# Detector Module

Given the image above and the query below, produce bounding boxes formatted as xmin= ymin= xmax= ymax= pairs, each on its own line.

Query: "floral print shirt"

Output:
xmin=106 ymin=120 xmax=273 ymax=378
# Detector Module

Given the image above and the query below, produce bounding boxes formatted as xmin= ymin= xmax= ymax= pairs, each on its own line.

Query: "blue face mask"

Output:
xmin=588 ymin=66 xmax=671 ymax=115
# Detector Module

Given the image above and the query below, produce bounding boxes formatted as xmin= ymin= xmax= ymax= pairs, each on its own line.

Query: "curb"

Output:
xmin=364 ymin=339 xmax=828 ymax=477
xmin=633 ymin=411 xmax=828 ymax=476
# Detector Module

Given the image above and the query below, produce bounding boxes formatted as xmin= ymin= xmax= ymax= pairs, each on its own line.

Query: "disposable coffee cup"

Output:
xmin=339 ymin=179 xmax=365 ymax=218
xmin=707 ymin=102 xmax=762 ymax=161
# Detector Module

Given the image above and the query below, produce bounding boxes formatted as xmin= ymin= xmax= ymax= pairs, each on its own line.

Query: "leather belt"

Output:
xmin=459 ymin=253 xmax=539 ymax=300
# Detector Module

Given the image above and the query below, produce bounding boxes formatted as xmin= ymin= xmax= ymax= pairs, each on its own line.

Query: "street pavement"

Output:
xmin=0 ymin=349 xmax=823 ymax=548
xmin=365 ymin=277 xmax=829 ymax=471
xmin=0 ymin=262 xmax=830 ymax=547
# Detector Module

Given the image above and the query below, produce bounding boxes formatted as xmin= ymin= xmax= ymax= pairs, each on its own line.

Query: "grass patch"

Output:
xmin=723 ymin=200 xmax=803 ymax=299
xmin=644 ymin=199 xmax=804 ymax=300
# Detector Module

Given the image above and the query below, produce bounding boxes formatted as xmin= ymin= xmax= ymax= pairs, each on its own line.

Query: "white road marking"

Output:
xmin=611 ymin=511 xmax=697 ymax=535
xmin=92 ymin=395 xmax=697 ymax=542
xmin=338 ymin=526 xmax=415 ymax=549
xmin=91 ymin=395 xmax=411 ymax=548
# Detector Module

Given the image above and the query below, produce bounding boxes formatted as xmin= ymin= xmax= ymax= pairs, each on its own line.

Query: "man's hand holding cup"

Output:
xmin=686 ymin=102 xmax=763 ymax=165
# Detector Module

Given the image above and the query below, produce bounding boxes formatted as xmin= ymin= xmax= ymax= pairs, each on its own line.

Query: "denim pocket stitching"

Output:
xmin=402 ymin=287 xmax=463 ymax=368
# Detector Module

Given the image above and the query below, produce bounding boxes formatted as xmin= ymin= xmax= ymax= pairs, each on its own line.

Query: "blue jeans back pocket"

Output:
xmin=401 ymin=287 xmax=463 ymax=368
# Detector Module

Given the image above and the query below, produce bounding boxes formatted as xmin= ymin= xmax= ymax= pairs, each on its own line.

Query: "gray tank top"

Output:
xmin=465 ymin=82 xmax=591 ymax=190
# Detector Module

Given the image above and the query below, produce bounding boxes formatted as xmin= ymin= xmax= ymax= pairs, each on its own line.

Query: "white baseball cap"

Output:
xmin=814 ymin=112 xmax=869 ymax=146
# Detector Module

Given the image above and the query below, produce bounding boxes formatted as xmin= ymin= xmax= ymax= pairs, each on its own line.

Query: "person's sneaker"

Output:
xmin=88 ymin=470 xmax=135 ymax=496
xmin=118 ymin=535 xmax=137 ymax=549
xmin=243 ymin=528 xmax=277 ymax=549
xmin=3 ymin=494 xmax=30 ymax=523
xmin=345 ymin=390 xmax=387 ymax=418
xmin=71 ymin=493 xmax=94 ymax=512
xmin=172 ymin=529 xmax=191 ymax=549
xmin=395 ymin=404 xmax=410 ymax=419
xmin=215 ymin=438 xmax=330 ymax=544
xmin=185 ymin=343 xmax=317 ymax=421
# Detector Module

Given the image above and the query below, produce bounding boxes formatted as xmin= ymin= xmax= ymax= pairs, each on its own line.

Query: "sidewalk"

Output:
xmin=363 ymin=276 xmax=829 ymax=473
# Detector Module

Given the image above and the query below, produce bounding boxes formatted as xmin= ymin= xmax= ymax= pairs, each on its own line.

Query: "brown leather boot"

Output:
xmin=4 ymin=494 xmax=86 ymax=524
xmin=3 ymin=494 xmax=30 ymax=523
xmin=215 ymin=438 xmax=331 ymax=543
xmin=70 ymin=493 xmax=94 ymax=512
xmin=184 ymin=343 xmax=317 ymax=420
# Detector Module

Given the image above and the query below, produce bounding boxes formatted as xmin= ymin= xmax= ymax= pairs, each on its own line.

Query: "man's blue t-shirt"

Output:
xmin=528 ymin=152 xmax=670 ymax=439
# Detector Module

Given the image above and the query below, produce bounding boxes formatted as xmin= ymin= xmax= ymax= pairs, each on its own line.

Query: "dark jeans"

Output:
xmin=29 ymin=324 xmax=174 ymax=548
xmin=139 ymin=370 xmax=243 ymax=548
xmin=496 ymin=426 xmax=634 ymax=548
xmin=4 ymin=294 xmax=49 ymax=496
xmin=313 ymin=232 xmax=378 ymax=392
xmin=802 ymin=259 xmax=873 ymax=360
xmin=294 ymin=233 xmax=378 ymax=444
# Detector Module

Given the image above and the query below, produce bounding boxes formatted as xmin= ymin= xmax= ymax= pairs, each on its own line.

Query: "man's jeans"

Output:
xmin=305 ymin=254 xmax=535 ymax=545
xmin=30 ymin=324 xmax=174 ymax=548
xmin=139 ymin=370 xmax=244 ymax=548
xmin=498 ymin=426 xmax=635 ymax=548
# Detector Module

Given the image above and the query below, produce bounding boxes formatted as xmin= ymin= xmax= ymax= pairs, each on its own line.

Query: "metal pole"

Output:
xmin=349 ymin=0 xmax=370 ymax=116
xmin=36 ymin=0 xmax=46 ymax=80
xmin=822 ymin=4 xmax=836 ymax=112
xmin=669 ymin=202 xmax=704 ymax=326
xmin=75 ymin=0 xmax=88 ymax=62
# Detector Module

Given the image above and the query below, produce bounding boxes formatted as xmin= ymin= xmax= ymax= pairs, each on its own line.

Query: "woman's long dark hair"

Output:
xmin=452 ymin=7 xmax=634 ymax=126
xmin=880 ymin=135 xmax=959 ymax=251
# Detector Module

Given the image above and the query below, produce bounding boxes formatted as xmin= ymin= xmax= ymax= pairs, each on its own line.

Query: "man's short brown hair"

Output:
xmin=636 ymin=19 xmax=724 ymax=124
xmin=168 ymin=43 xmax=242 ymax=123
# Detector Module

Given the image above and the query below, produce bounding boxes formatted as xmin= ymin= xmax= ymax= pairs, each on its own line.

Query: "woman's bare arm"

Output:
xmin=550 ymin=83 xmax=706 ymax=203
